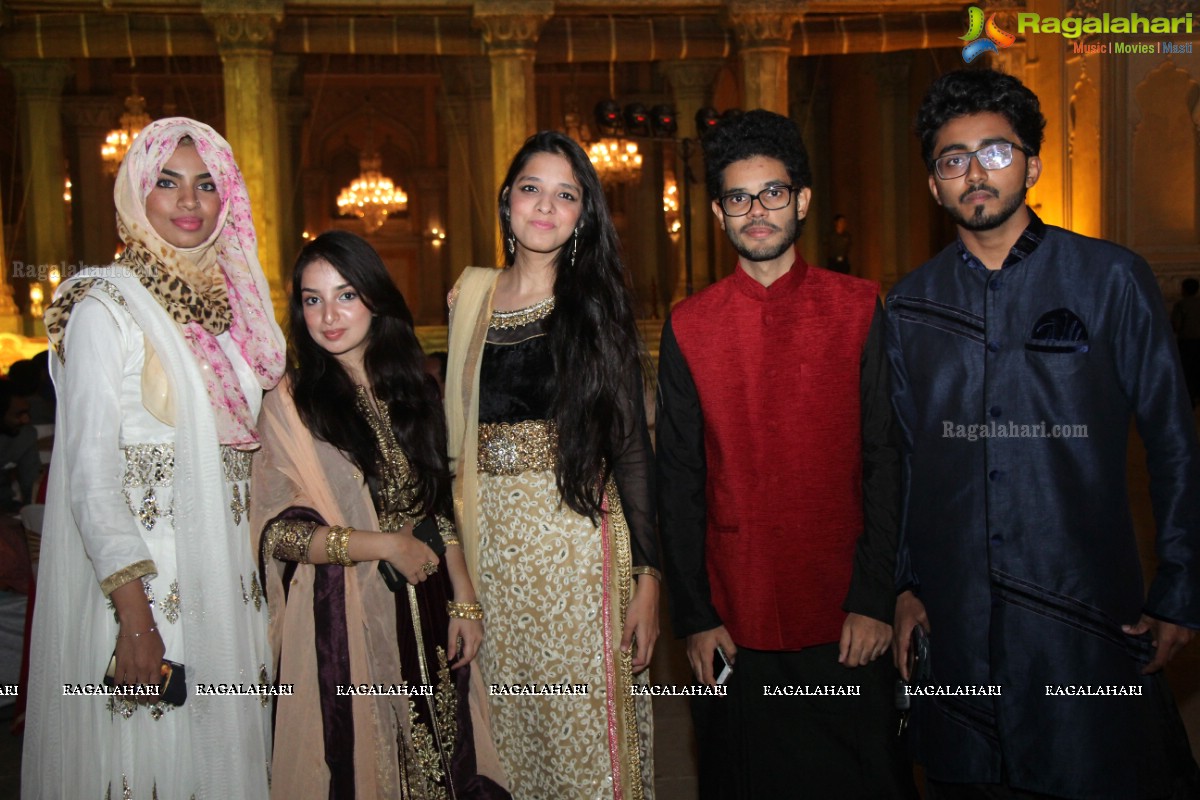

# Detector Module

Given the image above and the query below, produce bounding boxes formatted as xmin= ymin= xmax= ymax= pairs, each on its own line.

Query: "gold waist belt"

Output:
xmin=122 ymin=442 xmax=253 ymax=487
xmin=478 ymin=420 xmax=558 ymax=475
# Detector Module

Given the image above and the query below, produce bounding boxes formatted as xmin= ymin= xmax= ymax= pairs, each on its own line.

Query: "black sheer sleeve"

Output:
xmin=612 ymin=360 xmax=661 ymax=579
xmin=655 ymin=317 xmax=723 ymax=637
xmin=841 ymin=299 xmax=901 ymax=624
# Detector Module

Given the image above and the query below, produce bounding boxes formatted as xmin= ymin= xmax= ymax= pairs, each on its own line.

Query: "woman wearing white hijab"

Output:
xmin=24 ymin=117 xmax=285 ymax=799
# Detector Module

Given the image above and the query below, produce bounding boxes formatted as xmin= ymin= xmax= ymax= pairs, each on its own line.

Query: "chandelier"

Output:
xmin=101 ymin=90 xmax=152 ymax=177
xmin=336 ymin=152 xmax=408 ymax=233
xmin=587 ymin=139 xmax=643 ymax=185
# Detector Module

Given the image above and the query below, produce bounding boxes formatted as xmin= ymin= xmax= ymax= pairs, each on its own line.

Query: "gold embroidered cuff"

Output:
xmin=478 ymin=420 xmax=558 ymax=475
xmin=632 ymin=566 xmax=663 ymax=582
xmin=436 ymin=515 xmax=460 ymax=547
xmin=268 ymin=520 xmax=318 ymax=564
xmin=100 ymin=559 xmax=158 ymax=597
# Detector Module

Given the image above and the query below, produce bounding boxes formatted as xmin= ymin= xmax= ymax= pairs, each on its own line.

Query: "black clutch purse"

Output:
xmin=103 ymin=652 xmax=187 ymax=706
xmin=378 ymin=516 xmax=443 ymax=592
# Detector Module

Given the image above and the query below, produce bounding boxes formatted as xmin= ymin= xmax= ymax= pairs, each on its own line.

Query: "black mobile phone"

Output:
xmin=712 ymin=646 xmax=733 ymax=685
xmin=103 ymin=653 xmax=188 ymax=706
xmin=908 ymin=625 xmax=931 ymax=685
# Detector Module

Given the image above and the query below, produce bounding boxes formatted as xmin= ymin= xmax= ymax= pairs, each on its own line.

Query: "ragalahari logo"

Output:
xmin=960 ymin=6 xmax=1018 ymax=63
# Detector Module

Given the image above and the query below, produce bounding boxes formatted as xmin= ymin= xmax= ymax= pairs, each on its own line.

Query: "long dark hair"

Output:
xmin=498 ymin=131 xmax=643 ymax=520
xmin=287 ymin=230 xmax=451 ymax=518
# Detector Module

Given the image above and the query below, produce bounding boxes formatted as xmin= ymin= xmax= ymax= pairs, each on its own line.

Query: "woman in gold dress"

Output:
xmin=446 ymin=132 xmax=661 ymax=799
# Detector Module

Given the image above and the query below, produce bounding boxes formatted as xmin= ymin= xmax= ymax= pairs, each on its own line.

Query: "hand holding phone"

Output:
xmin=712 ymin=646 xmax=733 ymax=685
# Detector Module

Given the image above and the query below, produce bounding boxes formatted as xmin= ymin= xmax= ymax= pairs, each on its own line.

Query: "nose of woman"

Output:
xmin=178 ymin=183 xmax=199 ymax=210
xmin=322 ymin=300 xmax=339 ymax=324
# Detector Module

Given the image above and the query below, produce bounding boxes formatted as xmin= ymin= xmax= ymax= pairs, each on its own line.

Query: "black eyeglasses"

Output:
xmin=717 ymin=185 xmax=797 ymax=217
xmin=933 ymin=141 xmax=1031 ymax=180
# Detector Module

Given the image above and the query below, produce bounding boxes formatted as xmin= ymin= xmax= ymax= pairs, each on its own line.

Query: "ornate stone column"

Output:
xmin=872 ymin=52 xmax=912 ymax=289
xmin=790 ymin=59 xmax=830 ymax=274
xmin=726 ymin=0 xmax=803 ymax=114
xmin=412 ymin=168 xmax=449 ymax=326
xmin=272 ymin=56 xmax=302 ymax=270
xmin=63 ymin=97 xmax=119 ymax=270
xmin=437 ymin=93 xmax=474 ymax=282
xmin=203 ymin=0 xmax=286 ymax=312
xmin=440 ymin=56 xmax=497 ymax=266
xmin=5 ymin=59 xmax=72 ymax=333
xmin=660 ymin=59 xmax=724 ymax=299
xmin=994 ymin=0 xmax=1065 ymax=230
xmin=473 ymin=1 xmax=552 ymax=197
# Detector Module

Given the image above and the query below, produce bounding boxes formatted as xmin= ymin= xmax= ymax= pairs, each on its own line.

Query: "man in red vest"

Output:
xmin=656 ymin=109 xmax=915 ymax=798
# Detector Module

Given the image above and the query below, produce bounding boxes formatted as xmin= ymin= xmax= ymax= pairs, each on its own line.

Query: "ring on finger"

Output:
xmin=421 ymin=561 xmax=438 ymax=576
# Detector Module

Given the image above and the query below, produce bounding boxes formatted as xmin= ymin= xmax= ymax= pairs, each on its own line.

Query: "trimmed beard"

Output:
xmin=725 ymin=214 xmax=800 ymax=263
xmin=947 ymin=183 xmax=1028 ymax=232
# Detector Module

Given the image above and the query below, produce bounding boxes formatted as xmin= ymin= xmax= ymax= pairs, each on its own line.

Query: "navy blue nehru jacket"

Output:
xmin=883 ymin=211 xmax=1200 ymax=800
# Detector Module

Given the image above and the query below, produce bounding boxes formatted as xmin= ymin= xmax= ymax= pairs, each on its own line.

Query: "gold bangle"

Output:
xmin=632 ymin=566 xmax=663 ymax=582
xmin=447 ymin=601 xmax=484 ymax=620
xmin=326 ymin=525 xmax=355 ymax=567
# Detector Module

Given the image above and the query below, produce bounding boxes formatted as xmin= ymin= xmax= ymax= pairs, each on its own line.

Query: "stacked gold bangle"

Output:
xmin=325 ymin=525 xmax=355 ymax=567
xmin=447 ymin=601 xmax=484 ymax=620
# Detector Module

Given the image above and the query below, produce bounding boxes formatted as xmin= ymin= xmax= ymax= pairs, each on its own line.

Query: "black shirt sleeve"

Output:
xmin=612 ymin=362 xmax=661 ymax=575
xmin=842 ymin=299 xmax=902 ymax=624
xmin=655 ymin=316 xmax=723 ymax=637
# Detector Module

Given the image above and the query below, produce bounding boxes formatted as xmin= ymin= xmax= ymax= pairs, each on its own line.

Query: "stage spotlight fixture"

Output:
xmin=623 ymin=103 xmax=650 ymax=136
xmin=649 ymin=105 xmax=678 ymax=137
xmin=695 ymin=107 xmax=720 ymax=137
xmin=594 ymin=100 xmax=622 ymax=136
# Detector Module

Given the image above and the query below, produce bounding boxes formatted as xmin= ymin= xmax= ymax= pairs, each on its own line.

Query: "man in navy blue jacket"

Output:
xmin=886 ymin=68 xmax=1200 ymax=800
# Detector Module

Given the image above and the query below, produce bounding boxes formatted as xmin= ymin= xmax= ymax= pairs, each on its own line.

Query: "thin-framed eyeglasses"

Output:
xmin=933 ymin=141 xmax=1031 ymax=180
xmin=718 ymin=185 xmax=797 ymax=217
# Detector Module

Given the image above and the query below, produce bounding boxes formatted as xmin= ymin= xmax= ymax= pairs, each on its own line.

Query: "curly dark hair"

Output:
xmin=701 ymin=109 xmax=813 ymax=200
xmin=287 ymin=230 xmax=452 ymax=519
xmin=497 ymin=131 xmax=644 ymax=521
xmin=916 ymin=69 xmax=1046 ymax=171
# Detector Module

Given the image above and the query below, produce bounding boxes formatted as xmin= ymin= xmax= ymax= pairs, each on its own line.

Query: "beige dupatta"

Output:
xmin=444 ymin=267 xmax=650 ymax=800
xmin=251 ymin=379 xmax=506 ymax=798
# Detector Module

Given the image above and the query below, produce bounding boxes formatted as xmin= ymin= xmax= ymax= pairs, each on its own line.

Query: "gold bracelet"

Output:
xmin=116 ymin=625 xmax=158 ymax=639
xmin=632 ymin=565 xmax=663 ymax=582
xmin=447 ymin=601 xmax=484 ymax=620
xmin=325 ymin=525 xmax=356 ymax=567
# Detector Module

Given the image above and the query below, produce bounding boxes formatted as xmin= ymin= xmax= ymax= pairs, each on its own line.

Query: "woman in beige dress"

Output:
xmin=446 ymin=131 xmax=660 ymax=800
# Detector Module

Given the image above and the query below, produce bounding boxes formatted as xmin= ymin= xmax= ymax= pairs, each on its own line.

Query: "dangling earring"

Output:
xmin=506 ymin=235 xmax=515 ymax=256
xmin=570 ymin=228 xmax=579 ymax=269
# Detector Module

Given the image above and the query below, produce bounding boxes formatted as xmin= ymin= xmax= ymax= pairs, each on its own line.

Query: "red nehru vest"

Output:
xmin=670 ymin=260 xmax=879 ymax=650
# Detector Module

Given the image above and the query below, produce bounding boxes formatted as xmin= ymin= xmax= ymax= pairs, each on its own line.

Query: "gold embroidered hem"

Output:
xmin=477 ymin=420 xmax=558 ymax=475
xmin=488 ymin=296 xmax=554 ymax=330
xmin=474 ymin=468 xmax=654 ymax=799
xmin=100 ymin=559 xmax=158 ymax=597
xmin=265 ymin=519 xmax=317 ymax=564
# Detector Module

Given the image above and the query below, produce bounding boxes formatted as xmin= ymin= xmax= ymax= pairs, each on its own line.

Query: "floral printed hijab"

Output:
xmin=45 ymin=117 xmax=285 ymax=447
